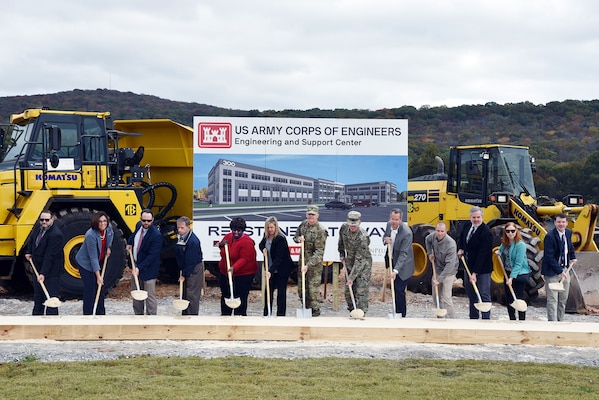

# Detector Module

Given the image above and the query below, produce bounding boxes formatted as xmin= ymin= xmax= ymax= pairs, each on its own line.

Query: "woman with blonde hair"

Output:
xmin=259 ymin=216 xmax=294 ymax=316
xmin=497 ymin=222 xmax=530 ymax=320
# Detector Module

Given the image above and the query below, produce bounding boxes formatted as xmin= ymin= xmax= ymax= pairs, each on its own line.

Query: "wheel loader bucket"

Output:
xmin=568 ymin=252 xmax=599 ymax=313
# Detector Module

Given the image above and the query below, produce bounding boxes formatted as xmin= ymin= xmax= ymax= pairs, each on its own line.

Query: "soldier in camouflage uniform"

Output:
xmin=338 ymin=211 xmax=372 ymax=314
xmin=293 ymin=205 xmax=328 ymax=316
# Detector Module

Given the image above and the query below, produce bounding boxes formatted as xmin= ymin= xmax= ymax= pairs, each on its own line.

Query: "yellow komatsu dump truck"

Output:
xmin=407 ymin=144 xmax=599 ymax=313
xmin=0 ymin=109 xmax=193 ymax=297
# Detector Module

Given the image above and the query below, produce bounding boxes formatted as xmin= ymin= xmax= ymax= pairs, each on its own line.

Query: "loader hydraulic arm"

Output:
xmin=509 ymin=198 xmax=547 ymax=240
xmin=570 ymin=204 xmax=599 ymax=251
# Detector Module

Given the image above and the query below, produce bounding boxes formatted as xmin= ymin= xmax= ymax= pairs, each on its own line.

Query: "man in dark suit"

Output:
xmin=458 ymin=206 xmax=493 ymax=319
xmin=126 ymin=209 xmax=163 ymax=315
xmin=383 ymin=208 xmax=414 ymax=317
xmin=542 ymin=213 xmax=576 ymax=321
xmin=25 ymin=210 xmax=64 ymax=315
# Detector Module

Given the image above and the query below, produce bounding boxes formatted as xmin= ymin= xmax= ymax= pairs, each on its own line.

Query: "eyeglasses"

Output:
xmin=39 ymin=218 xmax=50 ymax=222
xmin=505 ymin=229 xmax=516 ymax=233
xmin=231 ymin=229 xmax=244 ymax=233
xmin=141 ymin=219 xmax=153 ymax=223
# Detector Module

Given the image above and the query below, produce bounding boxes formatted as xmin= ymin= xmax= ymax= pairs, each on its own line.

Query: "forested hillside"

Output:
xmin=2 ymin=89 xmax=599 ymax=201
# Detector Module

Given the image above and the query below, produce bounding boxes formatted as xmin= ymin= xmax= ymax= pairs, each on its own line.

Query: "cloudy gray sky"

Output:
xmin=2 ymin=0 xmax=598 ymax=111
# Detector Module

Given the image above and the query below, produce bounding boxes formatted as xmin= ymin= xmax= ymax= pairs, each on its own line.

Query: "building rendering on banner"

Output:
xmin=208 ymin=158 xmax=396 ymax=205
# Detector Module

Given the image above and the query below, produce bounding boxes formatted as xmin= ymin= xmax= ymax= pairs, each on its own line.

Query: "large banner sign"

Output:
xmin=193 ymin=117 xmax=408 ymax=263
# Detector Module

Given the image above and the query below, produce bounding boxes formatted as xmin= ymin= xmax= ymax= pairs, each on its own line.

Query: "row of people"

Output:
xmin=434 ymin=206 xmax=575 ymax=321
xmin=24 ymin=206 xmax=576 ymax=321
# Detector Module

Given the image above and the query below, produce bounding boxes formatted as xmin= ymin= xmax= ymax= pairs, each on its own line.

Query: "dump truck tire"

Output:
xmin=56 ymin=208 xmax=126 ymax=299
xmin=408 ymin=223 xmax=435 ymax=295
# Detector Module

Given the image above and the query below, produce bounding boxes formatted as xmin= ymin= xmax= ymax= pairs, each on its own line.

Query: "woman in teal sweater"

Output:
xmin=498 ymin=222 xmax=530 ymax=320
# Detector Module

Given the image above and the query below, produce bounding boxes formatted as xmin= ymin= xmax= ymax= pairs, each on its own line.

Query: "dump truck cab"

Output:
xmin=0 ymin=109 xmax=193 ymax=297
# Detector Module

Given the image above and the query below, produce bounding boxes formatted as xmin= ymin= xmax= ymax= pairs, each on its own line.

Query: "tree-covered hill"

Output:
xmin=2 ymin=89 xmax=599 ymax=201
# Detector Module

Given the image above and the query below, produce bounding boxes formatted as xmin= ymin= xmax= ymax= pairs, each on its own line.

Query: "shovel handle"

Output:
xmin=93 ymin=253 xmax=109 ymax=315
xmin=129 ymin=251 xmax=142 ymax=291
xmin=263 ymin=249 xmax=271 ymax=316
xmin=495 ymin=252 xmax=519 ymax=299
xmin=224 ymin=243 xmax=235 ymax=292
xmin=28 ymin=258 xmax=52 ymax=300
xmin=431 ymin=258 xmax=442 ymax=309
xmin=460 ymin=255 xmax=484 ymax=302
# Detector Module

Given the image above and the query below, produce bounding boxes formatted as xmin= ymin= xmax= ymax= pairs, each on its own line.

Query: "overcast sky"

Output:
xmin=2 ymin=1 xmax=598 ymax=111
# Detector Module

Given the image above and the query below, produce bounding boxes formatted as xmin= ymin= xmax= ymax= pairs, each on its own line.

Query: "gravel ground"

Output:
xmin=1 ymin=270 xmax=599 ymax=365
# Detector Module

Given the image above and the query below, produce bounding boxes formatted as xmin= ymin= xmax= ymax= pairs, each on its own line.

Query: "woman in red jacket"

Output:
xmin=218 ymin=217 xmax=258 ymax=315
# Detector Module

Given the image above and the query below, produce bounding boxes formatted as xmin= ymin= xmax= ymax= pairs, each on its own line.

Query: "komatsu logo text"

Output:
xmin=35 ymin=173 xmax=78 ymax=181
xmin=512 ymin=208 xmax=542 ymax=236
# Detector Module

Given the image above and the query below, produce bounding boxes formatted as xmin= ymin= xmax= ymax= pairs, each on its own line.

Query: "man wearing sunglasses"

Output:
xmin=25 ymin=210 xmax=64 ymax=315
xmin=126 ymin=209 xmax=163 ymax=315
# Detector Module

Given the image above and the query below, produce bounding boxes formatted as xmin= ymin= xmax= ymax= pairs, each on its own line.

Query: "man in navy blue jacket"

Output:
xmin=175 ymin=216 xmax=204 ymax=315
xmin=542 ymin=213 xmax=577 ymax=321
xmin=458 ymin=206 xmax=493 ymax=319
xmin=126 ymin=209 xmax=162 ymax=315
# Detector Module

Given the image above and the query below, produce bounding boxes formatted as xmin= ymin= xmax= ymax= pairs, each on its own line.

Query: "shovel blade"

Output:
xmin=433 ymin=308 xmax=447 ymax=317
xmin=296 ymin=308 xmax=312 ymax=318
xmin=43 ymin=297 xmax=61 ymax=308
xmin=511 ymin=300 xmax=528 ymax=312
xmin=350 ymin=309 xmax=365 ymax=319
xmin=225 ymin=297 xmax=241 ymax=309
xmin=173 ymin=299 xmax=190 ymax=311
xmin=474 ymin=302 xmax=492 ymax=312
xmin=548 ymin=282 xmax=565 ymax=292
xmin=131 ymin=290 xmax=148 ymax=301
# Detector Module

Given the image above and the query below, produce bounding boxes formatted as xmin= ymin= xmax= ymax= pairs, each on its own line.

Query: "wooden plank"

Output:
xmin=1 ymin=316 xmax=598 ymax=346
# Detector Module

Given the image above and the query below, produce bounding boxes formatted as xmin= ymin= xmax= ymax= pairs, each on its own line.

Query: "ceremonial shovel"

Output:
xmin=28 ymin=259 xmax=61 ymax=308
xmin=128 ymin=251 xmax=148 ymax=301
xmin=548 ymin=262 xmax=576 ymax=292
xmin=172 ymin=271 xmax=190 ymax=311
xmin=296 ymin=241 xmax=312 ymax=318
xmin=342 ymin=260 xmax=364 ymax=319
xmin=460 ymin=256 xmax=492 ymax=312
xmin=223 ymin=243 xmax=241 ymax=312
xmin=263 ymin=249 xmax=273 ymax=318
xmin=431 ymin=259 xmax=448 ymax=317
xmin=92 ymin=253 xmax=109 ymax=316
xmin=494 ymin=252 xmax=527 ymax=312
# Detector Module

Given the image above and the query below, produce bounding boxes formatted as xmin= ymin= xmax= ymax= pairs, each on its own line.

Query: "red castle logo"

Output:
xmin=198 ymin=122 xmax=232 ymax=148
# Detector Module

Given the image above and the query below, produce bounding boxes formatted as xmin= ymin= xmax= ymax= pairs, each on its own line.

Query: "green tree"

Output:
xmin=409 ymin=143 xmax=443 ymax=178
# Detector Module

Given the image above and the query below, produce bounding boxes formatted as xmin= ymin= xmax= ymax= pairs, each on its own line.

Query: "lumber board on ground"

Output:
xmin=1 ymin=316 xmax=598 ymax=346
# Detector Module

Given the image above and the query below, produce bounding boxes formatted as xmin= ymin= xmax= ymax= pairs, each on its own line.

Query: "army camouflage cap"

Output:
xmin=347 ymin=210 xmax=361 ymax=226
xmin=306 ymin=205 xmax=319 ymax=214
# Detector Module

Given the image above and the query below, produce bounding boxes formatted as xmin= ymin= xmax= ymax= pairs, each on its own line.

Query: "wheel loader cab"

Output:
xmin=447 ymin=145 xmax=536 ymax=207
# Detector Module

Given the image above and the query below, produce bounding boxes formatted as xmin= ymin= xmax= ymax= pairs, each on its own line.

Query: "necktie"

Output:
xmin=467 ymin=226 xmax=476 ymax=242
xmin=136 ymin=229 xmax=145 ymax=259
xmin=35 ymin=229 xmax=44 ymax=247
xmin=560 ymin=234 xmax=566 ymax=266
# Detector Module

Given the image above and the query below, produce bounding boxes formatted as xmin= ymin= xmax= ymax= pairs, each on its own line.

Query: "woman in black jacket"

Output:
xmin=259 ymin=216 xmax=294 ymax=316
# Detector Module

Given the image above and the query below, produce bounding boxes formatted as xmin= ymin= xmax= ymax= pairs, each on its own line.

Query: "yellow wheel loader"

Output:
xmin=407 ymin=144 xmax=599 ymax=313
xmin=0 ymin=109 xmax=193 ymax=298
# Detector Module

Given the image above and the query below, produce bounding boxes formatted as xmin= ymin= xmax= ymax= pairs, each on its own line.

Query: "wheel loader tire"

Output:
xmin=56 ymin=208 xmax=126 ymax=299
xmin=407 ymin=223 xmax=435 ymax=295
xmin=489 ymin=225 xmax=543 ymax=304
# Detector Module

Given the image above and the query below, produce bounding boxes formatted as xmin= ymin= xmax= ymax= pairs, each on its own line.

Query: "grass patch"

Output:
xmin=0 ymin=356 xmax=596 ymax=399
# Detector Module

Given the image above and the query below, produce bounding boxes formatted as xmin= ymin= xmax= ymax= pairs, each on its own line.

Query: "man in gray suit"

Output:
xmin=383 ymin=208 xmax=414 ymax=317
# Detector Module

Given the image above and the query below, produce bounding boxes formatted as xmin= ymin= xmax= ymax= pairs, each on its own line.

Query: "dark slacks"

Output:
xmin=79 ymin=266 xmax=105 ymax=315
xmin=393 ymin=276 xmax=409 ymax=317
xmin=219 ymin=273 xmax=254 ymax=316
xmin=464 ymin=270 xmax=491 ymax=319
xmin=32 ymin=277 xmax=59 ymax=316
xmin=263 ymin=272 xmax=289 ymax=316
